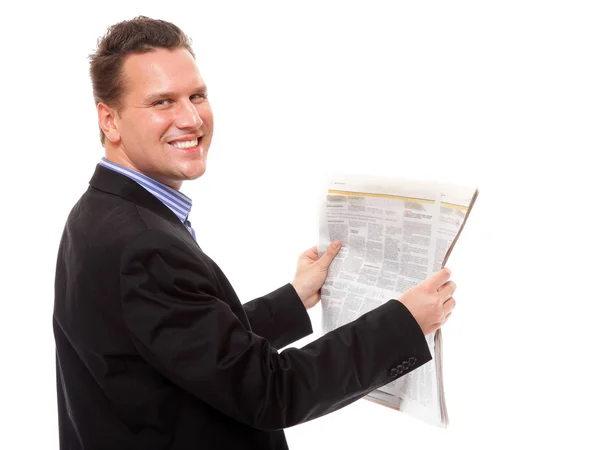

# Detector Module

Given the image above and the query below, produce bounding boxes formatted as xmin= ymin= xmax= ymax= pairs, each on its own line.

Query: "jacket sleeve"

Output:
xmin=120 ymin=229 xmax=432 ymax=431
xmin=243 ymin=284 xmax=313 ymax=349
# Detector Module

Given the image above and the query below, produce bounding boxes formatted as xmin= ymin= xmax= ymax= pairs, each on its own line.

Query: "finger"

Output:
xmin=438 ymin=281 xmax=457 ymax=301
xmin=318 ymin=241 xmax=342 ymax=267
xmin=437 ymin=279 xmax=456 ymax=293
xmin=304 ymin=246 xmax=318 ymax=259
xmin=424 ymin=267 xmax=452 ymax=292
xmin=442 ymin=297 xmax=456 ymax=315
xmin=442 ymin=312 xmax=452 ymax=325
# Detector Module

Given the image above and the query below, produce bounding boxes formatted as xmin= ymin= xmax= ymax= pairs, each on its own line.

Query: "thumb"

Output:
xmin=318 ymin=241 xmax=341 ymax=267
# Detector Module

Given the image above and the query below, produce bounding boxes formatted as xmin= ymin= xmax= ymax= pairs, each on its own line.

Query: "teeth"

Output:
xmin=171 ymin=138 xmax=199 ymax=149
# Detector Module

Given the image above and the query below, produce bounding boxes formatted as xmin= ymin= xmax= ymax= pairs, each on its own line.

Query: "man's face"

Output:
xmin=108 ymin=47 xmax=213 ymax=189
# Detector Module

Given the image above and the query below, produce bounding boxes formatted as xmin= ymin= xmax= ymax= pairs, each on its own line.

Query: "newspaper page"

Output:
xmin=318 ymin=174 xmax=478 ymax=427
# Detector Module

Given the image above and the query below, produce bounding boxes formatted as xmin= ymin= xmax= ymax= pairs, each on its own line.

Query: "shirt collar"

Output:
xmin=99 ymin=157 xmax=192 ymax=223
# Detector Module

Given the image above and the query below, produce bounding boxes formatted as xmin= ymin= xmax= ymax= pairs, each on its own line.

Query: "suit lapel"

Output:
xmin=89 ymin=164 xmax=199 ymax=248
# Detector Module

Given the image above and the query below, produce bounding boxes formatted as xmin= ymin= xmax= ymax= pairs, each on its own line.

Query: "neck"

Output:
xmin=104 ymin=148 xmax=182 ymax=191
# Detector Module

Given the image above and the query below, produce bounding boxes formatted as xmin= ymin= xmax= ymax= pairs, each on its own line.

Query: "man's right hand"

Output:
xmin=398 ymin=268 xmax=456 ymax=336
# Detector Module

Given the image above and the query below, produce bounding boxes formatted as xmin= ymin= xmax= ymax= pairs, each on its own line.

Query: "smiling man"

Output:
xmin=97 ymin=44 xmax=212 ymax=189
xmin=53 ymin=16 xmax=456 ymax=450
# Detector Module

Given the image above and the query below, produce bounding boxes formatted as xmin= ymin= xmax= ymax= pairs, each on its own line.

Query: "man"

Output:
xmin=54 ymin=16 xmax=456 ymax=450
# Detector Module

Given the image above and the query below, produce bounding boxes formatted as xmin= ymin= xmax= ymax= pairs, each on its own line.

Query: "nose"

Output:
xmin=175 ymin=99 xmax=203 ymax=130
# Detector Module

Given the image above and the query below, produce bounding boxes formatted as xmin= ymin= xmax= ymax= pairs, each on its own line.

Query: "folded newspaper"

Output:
xmin=318 ymin=174 xmax=478 ymax=428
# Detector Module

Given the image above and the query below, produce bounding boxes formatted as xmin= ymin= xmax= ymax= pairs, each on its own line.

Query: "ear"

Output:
xmin=98 ymin=102 xmax=121 ymax=144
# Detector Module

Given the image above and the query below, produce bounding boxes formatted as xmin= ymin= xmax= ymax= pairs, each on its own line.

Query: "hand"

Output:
xmin=291 ymin=241 xmax=342 ymax=309
xmin=398 ymin=268 xmax=456 ymax=335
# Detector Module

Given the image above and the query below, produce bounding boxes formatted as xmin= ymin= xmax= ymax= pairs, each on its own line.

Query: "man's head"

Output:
xmin=89 ymin=16 xmax=213 ymax=189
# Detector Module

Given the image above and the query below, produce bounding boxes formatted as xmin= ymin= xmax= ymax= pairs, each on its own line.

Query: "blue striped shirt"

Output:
xmin=99 ymin=157 xmax=196 ymax=239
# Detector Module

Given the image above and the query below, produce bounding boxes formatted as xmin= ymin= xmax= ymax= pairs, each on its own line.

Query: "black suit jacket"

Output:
xmin=53 ymin=165 xmax=432 ymax=449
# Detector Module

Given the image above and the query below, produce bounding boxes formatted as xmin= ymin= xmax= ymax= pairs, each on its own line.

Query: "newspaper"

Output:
xmin=318 ymin=174 xmax=478 ymax=428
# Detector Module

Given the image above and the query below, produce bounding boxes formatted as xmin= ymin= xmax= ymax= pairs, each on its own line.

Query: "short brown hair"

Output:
xmin=89 ymin=16 xmax=195 ymax=145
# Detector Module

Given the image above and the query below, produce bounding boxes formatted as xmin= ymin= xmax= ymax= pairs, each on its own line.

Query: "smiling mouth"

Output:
xmin=168 ymin=137 xmax=202 ymax=149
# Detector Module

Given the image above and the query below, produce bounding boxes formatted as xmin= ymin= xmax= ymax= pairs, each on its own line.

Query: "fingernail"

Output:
xmin=333 ymin=240 xmax=341 ymax=249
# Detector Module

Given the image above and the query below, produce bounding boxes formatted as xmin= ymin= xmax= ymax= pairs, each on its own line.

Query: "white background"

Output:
xmin=1 ymin=1 xmax=599 ymax=448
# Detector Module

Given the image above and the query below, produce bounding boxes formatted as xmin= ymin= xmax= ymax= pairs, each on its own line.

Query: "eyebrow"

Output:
xmin=143 ymin=86 xmax=207 ymax=103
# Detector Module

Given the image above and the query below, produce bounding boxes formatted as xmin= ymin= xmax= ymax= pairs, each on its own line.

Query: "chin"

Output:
xmin=183 ymin=162 xmax=207 ymax=180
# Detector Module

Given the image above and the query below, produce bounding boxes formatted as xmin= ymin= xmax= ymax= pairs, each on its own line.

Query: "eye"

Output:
xmin=191 ymin=93 xmax=208 ymax=102
xmin=153 ymin=99 xmax=172 ymax=107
